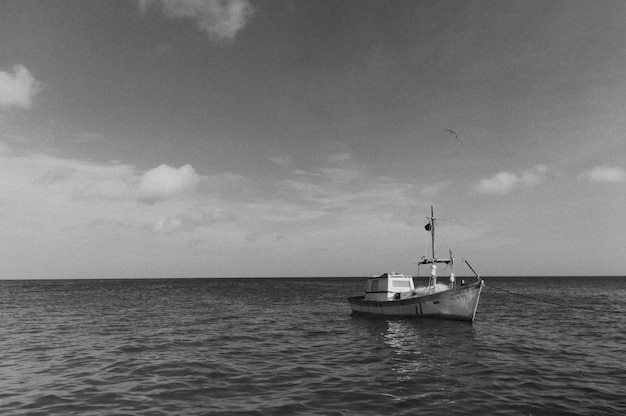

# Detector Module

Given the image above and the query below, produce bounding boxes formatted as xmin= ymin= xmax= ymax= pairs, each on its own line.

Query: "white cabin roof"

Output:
xmin=371 ymin=272 xmax=407 ymax=279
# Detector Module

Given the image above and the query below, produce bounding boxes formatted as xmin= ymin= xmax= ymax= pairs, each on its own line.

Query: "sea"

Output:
xmin=0 ymin=276 xmax=624 ymax=415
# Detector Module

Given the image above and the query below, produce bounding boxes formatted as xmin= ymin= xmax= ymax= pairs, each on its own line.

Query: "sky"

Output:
xmin=1 ymin=0 xmax=625 ymax=279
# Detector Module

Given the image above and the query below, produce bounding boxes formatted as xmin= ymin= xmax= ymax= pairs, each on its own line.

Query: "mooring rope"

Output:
xmin=486 ymin=283 xmax=622 ymax=315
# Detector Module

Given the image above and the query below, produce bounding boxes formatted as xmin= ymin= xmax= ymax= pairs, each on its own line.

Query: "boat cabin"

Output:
xmin=364 ymin=272 xmax=415 ymax=301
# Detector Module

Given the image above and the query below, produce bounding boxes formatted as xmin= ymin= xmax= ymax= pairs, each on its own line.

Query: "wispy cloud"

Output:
xmin=139 ymin=0 xmax=255 ymax=41
xmin=476 ymin=164 xmax=548 ymax=194
xmin=0 ymin=142 xmax=469 ymax=277
xmin=270 ymin=155 xmax=291 ymax=166
xmin=582 ymin=165 xmax=625 ymax=183
xmin=0 ymin=143 xmax=231 ymax=242
xmin=420 ymin=181 xmax=449 ymax=198
xmin=153 ymin=210 xmax=236 ymax=234
xmin=72 ymin=131 xmax=105 ymax=144
xmin=0 ymin=65 xmax=41 ymax=110
xmin=327 ymin=152 xmax=353 ymax=163
xmin=319 ymin=167 xmax=362 ymax=184
xmin=293 ymin=169 xmax=322 ymax=178
xmin=38 ymin=160 xmax=204 ymax=203
xmin=275 ymin=156 xmax=427 ymax=227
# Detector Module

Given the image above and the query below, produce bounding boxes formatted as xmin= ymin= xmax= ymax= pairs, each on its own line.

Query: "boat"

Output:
xmin=347 ymin=206 xmax=485 ymax=322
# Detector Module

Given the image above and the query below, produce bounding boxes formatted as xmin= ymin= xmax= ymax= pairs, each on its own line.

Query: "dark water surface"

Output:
xmin=1 ymin=276 xmax=624 ymax=415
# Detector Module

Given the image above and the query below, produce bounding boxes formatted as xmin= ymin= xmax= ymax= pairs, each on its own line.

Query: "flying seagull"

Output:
xmin=445 ymin=129 xmax=458 ymax=139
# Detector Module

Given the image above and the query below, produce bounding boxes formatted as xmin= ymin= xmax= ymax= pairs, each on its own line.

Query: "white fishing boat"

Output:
xmin=347 ymin=206 xmax=485 ymax=322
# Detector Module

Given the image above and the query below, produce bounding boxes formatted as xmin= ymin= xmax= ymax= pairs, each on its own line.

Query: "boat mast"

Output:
xmin=430 ymin=205 xmax=435 ymax=261
xmin=418 ymin=206 xmax=459 ymax=286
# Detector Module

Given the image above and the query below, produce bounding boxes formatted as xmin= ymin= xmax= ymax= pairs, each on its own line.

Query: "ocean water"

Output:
xmin=0 ymin=276 xmax=624 ymax=415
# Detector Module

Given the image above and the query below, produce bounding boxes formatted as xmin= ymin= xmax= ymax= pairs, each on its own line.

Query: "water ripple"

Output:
xmin=0 ymin=277 xmax=625 ymax=415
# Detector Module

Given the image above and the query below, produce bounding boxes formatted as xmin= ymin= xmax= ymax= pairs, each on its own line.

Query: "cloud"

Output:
xmin=582 ymin=165 xmax=626 ymax=183
xmin=327 ymin=152 xmax=353 ymax=163
xmin=73 ymin=132 xmax=104 ymax=144
xmin=519 ymin=164 xmax=548 ymax=187
xmin=0 ymin=65 xmax=41 ymax=110
xmin=293 ymin=169 xmax=322 ymax=178
xmin=23 ymin=154 xmax=203 ymax=204
xmin=270 ymin=155 xmax=291 ymax=166
xmin=420 ymin=181 xmax=449 ymax=198
xmin=0 ymin=143 xmax=452 ymax=278
xmin=319 ymin=167 xmax=362 ymax=184
xmin=141 ymin=0 xmax=255 ymax=41
xmin=275 ymin=164 xmax=425 ymax=227
xmin=0 ymin=144 xmax=226 ymax=238
xmin=477 ymin=171 xmax=518 ymax=194
xmin=477 ymin=164 xmax=548 ymax=194
xmin=153 ymin=210 xmax=236 ymax=234
xmin=137 ymin=164 xmax=201 ymax=202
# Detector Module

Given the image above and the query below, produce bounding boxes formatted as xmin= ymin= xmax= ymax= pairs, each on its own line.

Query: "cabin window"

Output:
xmin=392 ymin=281 xmax=411 ymax=288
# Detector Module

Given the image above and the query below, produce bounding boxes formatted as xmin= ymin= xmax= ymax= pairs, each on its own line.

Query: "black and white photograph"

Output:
xmin=0 ymin=1 xmax=624 ymax=414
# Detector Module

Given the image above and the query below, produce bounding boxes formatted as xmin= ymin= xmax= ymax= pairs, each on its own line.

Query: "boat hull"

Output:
xmin=347 ymin=280 xmax=484 ymax=322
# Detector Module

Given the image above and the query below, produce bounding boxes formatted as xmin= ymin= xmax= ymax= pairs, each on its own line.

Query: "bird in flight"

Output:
xmin=445 ymin=129 xmax=458 ymax=139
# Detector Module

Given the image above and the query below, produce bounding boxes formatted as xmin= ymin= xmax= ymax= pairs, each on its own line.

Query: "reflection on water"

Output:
xmin=384 ymin=320 xmax=431 ymax=379
xmin=346 ymin=315 xmax=483 ymax=411
xmin=382 ymin=319 xmax=476 ymax=352
xmin=350 ymin=315 xmax=479 ymax=383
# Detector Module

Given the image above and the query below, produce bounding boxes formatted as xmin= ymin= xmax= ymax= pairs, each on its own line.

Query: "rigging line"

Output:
xmin=486 ymin=283 xmax=622 ymax=315
xmin=437 ymin=223 xmax=453 ymax=249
